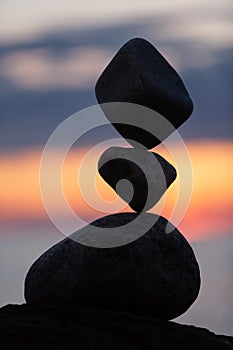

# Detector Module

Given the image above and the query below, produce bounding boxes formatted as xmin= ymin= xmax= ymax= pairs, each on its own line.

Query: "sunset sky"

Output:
xmin=0 ymin=0 xmax=232 ymax=335
xmin=1 ymin=140 xmax=233 ymax=242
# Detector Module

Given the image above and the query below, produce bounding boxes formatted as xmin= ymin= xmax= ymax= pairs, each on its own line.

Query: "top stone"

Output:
xmin=95 ymin=38 xmax=193 ymax=149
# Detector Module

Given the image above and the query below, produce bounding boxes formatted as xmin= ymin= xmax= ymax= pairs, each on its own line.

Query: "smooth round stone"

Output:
xmin=24 ymin=213 xmax=200 ymax=320
xmin=95 ymin=38 xmax=193 ymax=149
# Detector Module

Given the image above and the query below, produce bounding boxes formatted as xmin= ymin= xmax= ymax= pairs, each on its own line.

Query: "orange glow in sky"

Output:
xmin=1 ymin=140 xmax=232 ymax=241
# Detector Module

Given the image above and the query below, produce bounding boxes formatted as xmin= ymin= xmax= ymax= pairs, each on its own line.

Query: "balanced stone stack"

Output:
xmin=25 ymin=38 xmax=200 ymax=321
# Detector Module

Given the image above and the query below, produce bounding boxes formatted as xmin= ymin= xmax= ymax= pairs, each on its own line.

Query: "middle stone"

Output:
xmin=98 ymin=147 xmax=177 ymax=212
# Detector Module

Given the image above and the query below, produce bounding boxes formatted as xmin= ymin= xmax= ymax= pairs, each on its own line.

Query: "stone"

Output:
xmin=24 ymin=213 xmax=200 ymax=320
xmin=95 ymin=37 xmax=193 ymax=149
xmin=1 ymin=304 xmax=233 ymax=350
xmin=98 ymin=146 xmax=177 ymax=212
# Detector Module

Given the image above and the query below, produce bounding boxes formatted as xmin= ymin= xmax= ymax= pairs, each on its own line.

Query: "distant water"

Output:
xmin=0 ymin=221 xmax=232 ymax=336
xmin=176 ymin=236 xmax=233 ymax=336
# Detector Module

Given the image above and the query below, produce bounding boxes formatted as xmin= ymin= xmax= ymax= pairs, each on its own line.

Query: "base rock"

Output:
xmin=0 ymin=304 xmax=232 ymax=350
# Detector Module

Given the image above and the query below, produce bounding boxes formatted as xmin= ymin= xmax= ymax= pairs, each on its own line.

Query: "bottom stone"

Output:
xmin=1 ymin=304 xmax=232 ymax=350
xmin=24 ymin=213 xmax=200 ymax=320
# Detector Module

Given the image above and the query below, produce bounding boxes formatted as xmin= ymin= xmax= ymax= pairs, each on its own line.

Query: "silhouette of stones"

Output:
xmin=24 ymin=213 xmax=200 ymax=320
xmin=95 ymin=37 xmax=193 ymax=149
xmin=24 ymin=37 xmax=201 ymax=331
xmin=98 ymin=147 xmax=176 ymax=212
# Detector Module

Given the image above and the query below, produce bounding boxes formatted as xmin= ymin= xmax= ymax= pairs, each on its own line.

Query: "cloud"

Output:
xmin=1 ymin=1 xmax=232 ymax=91
xmin=1 ymin=0 xmax=232 ymax=51
xmin=0 ymin=47 xmax=113 ymax=90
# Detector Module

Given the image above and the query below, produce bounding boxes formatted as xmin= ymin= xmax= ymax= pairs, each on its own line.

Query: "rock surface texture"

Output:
xmin=25 ymin=213 xmax=200 ymax=321
xmin=95 ymin=37 xmax=193 ymax=149
xmin=98 ymin=147 xmax=177 ymax=212
xmin=0 ymin=304 xmax=232 ymax=350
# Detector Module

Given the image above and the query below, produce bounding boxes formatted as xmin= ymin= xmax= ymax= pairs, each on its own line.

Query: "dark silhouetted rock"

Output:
xmin=0 ymin=304 xmax=233 ymax=350
xmin=25 ymin=213 xmax=200 ymax=320
xmin=95 ymin=37 xmax=193 ymax=149
xmin=98 ymin=147 xmax=176 ymax=212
